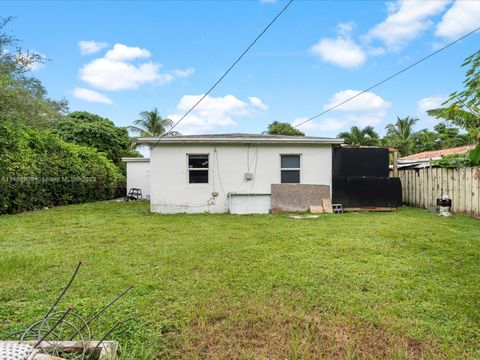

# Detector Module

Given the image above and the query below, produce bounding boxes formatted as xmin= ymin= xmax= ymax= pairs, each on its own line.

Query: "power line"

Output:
xmin=154 ymin=0 xmax=294 ymax=144
xmin=294 ymin=25 xmax=480 ymax=129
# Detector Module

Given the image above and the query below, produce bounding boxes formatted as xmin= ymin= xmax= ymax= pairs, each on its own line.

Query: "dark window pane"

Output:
xmin=189 ymin=155 xmax=209 ymax=168
xmin=281 ymin=170 xmax=300 ymax=183
xmin=189 ymin=170 xmax=208 ymax=183
xmin=281 ymin=155 xmax=300 ymax=168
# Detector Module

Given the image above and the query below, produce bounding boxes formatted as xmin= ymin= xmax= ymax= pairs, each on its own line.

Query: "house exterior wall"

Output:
xmin=126 ymin=161 xmax=150 ymax=198
xmin=149 ymin=143 xmax=333 ymax=213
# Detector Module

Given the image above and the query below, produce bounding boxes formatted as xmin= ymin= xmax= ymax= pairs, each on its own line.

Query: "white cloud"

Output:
xmin=294 ymin=90 xmax=391 ymax=135
xmin=28 ymin=61 xmax=45 ymax=71
xmin=249 ymin=96 xmax=269 ymax=110
xmin=310 ymin=20 xmax=366 ymax=69
xmin=310 ymin=1 xmax=461 ymax=67
xmin=292 ymin=117 xmax=347 ymax=132
xmin=310 ymin=37 xmax=366 ymax=69
xmin=435 ymin=1 xmax=480 ymax=40
xmin=343 ymin=112 xmax=387 ymax=127
xmin=79 ymin=43 xmax=194 ymax=91
xmin=168 ymin=94 xmax=268 ymax=133
xmin=336 ymin=22 xmax=355 ymax=36
xmin=366 ymin=0 xmax=451 ymax=51
xmin=80 ymin=58 xmax=169 ymax=91
xmin=170 ymin=67 xmax=195 ymax=78
xmin=416 ymin=95 xmax=448 ymax=127
xmin=78 ymin=40 xmax=108 ymax=55
xmin=72 ymin=87 xmax=113 ymax=104
xmin=417 ymin=95 xmax=447 ymax=114
xmin=323 ymin=89 xmax=391 ymax=113
xmin=366 ymin=46 xmax=386 ymax=56
xmin=104 ymin=43 xmax=151 ymax=61
xmin=294 ymin=113 xmax=386 ymax=136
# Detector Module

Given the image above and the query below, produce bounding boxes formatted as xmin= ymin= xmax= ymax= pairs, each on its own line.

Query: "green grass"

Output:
xmin=0 ymin=201 xmax=479 ymax=359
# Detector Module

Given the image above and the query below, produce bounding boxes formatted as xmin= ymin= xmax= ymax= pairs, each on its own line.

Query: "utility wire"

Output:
xmin=153 ymin=0 xmax=294 ymax=145
xmin=294 ymin=25 xmax=480 ymax=129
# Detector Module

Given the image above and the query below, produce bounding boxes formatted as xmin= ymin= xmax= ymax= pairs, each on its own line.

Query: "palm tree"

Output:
xmin=337 ymin=126 xmax=380 ymax=146
xmin=385 ymin=116 xmax=418 ymax=142
xmin=128 ymin=108 xmax=180 ymax=137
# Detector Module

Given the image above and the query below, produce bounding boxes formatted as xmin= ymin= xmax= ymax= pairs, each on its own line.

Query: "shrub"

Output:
xmin=0 ymin=120 xmax=124 ymax=214
xmin=53 ymin=111 xmax=136 ymax=167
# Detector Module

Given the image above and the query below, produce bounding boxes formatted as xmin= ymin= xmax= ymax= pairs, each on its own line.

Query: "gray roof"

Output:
xmin=122 ymin=157 xmax=150 ymax=163
xmin=139 ymin=133 xmax=344 ymax=145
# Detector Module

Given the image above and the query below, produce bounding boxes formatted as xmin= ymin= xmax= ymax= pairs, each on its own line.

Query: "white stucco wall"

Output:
xmin=125 ymin=160 xmax=150 ymax=198
xmin=149 ymin=144 xmax=333 ymax=213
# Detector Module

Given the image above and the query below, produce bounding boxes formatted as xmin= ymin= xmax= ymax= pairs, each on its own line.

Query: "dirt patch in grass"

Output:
xmin=180 ymin=300 xmax=441 ymax=360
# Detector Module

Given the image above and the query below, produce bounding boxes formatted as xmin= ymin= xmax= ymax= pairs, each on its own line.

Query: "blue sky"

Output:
xmin=4 ymin=0 xmax=480 ymax=137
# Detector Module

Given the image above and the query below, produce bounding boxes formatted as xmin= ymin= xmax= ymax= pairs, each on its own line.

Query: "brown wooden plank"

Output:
xmin=414 ymin=170 xmax=419 ymax=206
xmin=474 ymin=167 xmax=480 ymax=216
xmin=344 ymin=207 xmax=397 ymax=212
xmin=465 ymin=167 xmax=473 ymax=215
xmin=427 ymin=167 xmax=434 ymax=208
xmin=459 ymin=167 xmax=466 ymax=214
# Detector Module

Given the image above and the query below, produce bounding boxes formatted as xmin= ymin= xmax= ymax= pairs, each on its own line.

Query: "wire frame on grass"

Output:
xmin=20 ymin=311 xmax=89 ymax=360
xmin=2 ymin=260 xmax=132 ymax=360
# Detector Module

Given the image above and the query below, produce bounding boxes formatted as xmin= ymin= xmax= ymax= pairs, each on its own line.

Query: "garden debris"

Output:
xmin=322 ymin=198 xmax=333 ymax=213
xmin=290 ymin=214 xmax=319 ymax=219
xmin=439 ymin=206 xmax=452 ymax=217
xmin=1 ymin=261 xmax=131 ymax=360
xmin=309 ymin=205 xmax=324 ymax=214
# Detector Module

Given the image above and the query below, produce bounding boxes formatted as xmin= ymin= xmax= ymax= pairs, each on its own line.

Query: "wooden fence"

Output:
xmin=398 ymin=167 xmax=480 ymax=217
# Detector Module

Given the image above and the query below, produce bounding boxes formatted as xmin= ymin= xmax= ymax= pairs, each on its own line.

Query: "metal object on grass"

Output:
xmin=2 ymin=261 xmax=132 ymax=360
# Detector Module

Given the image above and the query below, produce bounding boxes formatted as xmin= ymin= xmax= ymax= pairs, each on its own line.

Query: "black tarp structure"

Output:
xmin=332 ymin=147 xmax=402 ymax=208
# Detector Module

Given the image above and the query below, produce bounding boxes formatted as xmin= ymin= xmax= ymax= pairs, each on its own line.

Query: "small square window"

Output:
xmin=188 ymin=154 xmax=209 ymax=184
xmin=280 ymin=155 xmax=300 ymax=184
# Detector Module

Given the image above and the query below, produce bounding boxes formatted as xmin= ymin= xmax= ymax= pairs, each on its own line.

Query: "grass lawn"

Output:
xmin=0 ymin=201 xmax=479 ymax=359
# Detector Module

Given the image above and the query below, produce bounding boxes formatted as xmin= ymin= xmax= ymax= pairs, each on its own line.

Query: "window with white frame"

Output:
xmin=188 ymin=154 xmax=209 ymax=183
xmin=280 ymin=154 xmax=300 ymax=183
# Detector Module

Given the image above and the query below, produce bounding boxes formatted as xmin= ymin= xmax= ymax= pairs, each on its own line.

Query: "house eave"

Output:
xmin=121 ymin=157 xmax=150 ymax=163
xmin=138 ymin=137 xmax=344 ymax=145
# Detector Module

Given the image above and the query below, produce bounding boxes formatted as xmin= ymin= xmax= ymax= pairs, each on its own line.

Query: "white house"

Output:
xmin=137 ymin=133 xmax=343 ymax=214
xmin=122 ymin=157 xmax=151 ymax=199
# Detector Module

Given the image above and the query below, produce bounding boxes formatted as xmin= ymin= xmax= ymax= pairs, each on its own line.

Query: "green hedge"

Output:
xmin=0 ymin=120 xmax=125 ymax=214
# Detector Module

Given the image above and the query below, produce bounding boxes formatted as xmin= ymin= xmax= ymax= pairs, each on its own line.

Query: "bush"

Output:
xmin=53 ymin=111 xmax=136 ymax=167
xmin=0 ymin=120 xmax=124 ymax=214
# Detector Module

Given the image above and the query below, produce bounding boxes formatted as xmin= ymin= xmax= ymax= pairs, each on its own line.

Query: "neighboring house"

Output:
xmin=122 ymin=157 xmax=151 ymax=199
xmin=397 ymin=145 xmax=476 ymax=169
xmin=137 ymin=133 xmax=343 ymax=214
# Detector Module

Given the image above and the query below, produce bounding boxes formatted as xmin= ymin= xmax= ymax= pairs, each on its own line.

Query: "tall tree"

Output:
xmin=385 ymin=116 xmax=418 ymax=142
xmin=410 ymin=129 xmax=439 ymax=154
xmin=427 ymin=50 xmax=480 ymax=139
xmin=54 ymin=111 xmax=140 ymax=167
xmin=433 ymin=122 xmax=470 ymax=148
xmin=267 ymin=121 xmax=304 ymax=136
xmin=427 ymin=108 xmax=479 ymax=139
xmin=128 ymin=108 xmax=179 ymax=137
xmin=337 ymin=126 xmax=379 ymax=146
xmin=0 ymin=17 xmax=68 ymax=129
